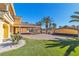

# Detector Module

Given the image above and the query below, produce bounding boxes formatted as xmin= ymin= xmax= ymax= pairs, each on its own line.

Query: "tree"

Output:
xmin=51 ymin=23 xmax=56 ymax=33
xmin=71 ymin=25 xmax=76 ymax=29
xmin=43 ymin=16 xmax=53 ymax=34
xmin=59 ymin=26 xmax=62 ymax=28
xmin=36 ymin=21 xmax=42 ymax=33
xmin=62 ymin=25 xmax=68 ymax=28
xmin=69 ymin=11 xmax=79 ymax=39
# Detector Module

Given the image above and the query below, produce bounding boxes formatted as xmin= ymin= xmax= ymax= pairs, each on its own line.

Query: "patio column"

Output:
xmin=0 ymin=10 xmax=7 ymax=43
xmin=19 ymin=24 xmax=21 ymax=34
xmin=0 ymin=19 xmax=4 ymax=43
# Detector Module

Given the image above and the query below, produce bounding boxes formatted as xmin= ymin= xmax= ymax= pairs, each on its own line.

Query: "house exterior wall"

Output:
xmin=0 ymin=3 xmax=6 ymax=10
xmin=0 ymin=20 xmax=4 ymax=43
xmin=0 ymin=3 xmax=15 ymax=43
xmin=20 ymin=26 xmax=41 ymax=34
xmin=34 ymin=26 xmax=41 ymax=34
xmin=13 ymin=16 xmax=22 ymax=34
xmin=13 ymin=16 xmax=41 ymax=34
xmin=54 ymin=28 xmax=78 ymax=35
xmin=9 ymin=4 xmax=15 ymax=17
xmin=1 ymin=14 xmax=13 ymax=41
xmin=14 ymin=16 xmax=21 ymax=25
xmin=15 ymin=27 xmax=19 ymax=33
xmin=21 ymin=28 xmax=27 ymax=33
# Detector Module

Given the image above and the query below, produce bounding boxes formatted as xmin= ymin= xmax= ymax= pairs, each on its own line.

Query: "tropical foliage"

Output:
xmin=42 ymin=16 xmax=53 ymax=34
xmin=46 ymin=39 xmax=79 ymax=56
xmin=50 ymin=23 xmax=57 ymax=33
xmin=11 ymin=33 xmax=23 ymax=44
xmin=36 ymin=16 xmax=56 ymax=34
xmin=69 ymin=11 xmax=79 ymax=39
xmin=36 ymin=21 xmax=42 ymax=33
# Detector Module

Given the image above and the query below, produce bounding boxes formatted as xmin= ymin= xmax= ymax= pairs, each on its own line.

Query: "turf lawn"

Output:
xmin=0 ymin=38 xmax=79 ymax=56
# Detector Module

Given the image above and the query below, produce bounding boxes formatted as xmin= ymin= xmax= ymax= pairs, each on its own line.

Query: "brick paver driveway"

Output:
xmin=22 ymin=34 xmax=72 ymax=40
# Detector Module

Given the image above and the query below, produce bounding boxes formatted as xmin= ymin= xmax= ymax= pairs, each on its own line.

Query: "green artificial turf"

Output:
xmin=0 ymin=38 xmax=79 ymax=56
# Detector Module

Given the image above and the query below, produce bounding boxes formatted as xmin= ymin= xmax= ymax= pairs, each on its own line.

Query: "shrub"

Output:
xmin=11 ymin=33 xmax=23 ymax=45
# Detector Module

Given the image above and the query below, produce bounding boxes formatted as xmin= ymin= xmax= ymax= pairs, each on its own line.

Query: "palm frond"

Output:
xmin=36 ymin=21 xmax=42 ymax=26
xmin=74 ymin=12 xmax=79 ymax=14
xmin=71 ymin=15 xmax=79 ymax=19
xmin=64 ymin=45 xmax=78 ymax=56
xmin=69 ymin=20 xmax=79 ymax=23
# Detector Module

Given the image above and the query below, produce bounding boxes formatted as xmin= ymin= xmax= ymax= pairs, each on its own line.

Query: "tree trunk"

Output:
xmin=40 ymin=28 xmax=42 ymax=34
xmin=46 ymin=25 xmax=48 ymax=34
xmin=53 ymin=28 xmax=56 ymax=34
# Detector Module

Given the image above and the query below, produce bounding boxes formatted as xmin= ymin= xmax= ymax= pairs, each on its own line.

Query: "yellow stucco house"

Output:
xmin=0 ymin=3 xmax=41 ymax=43
xmin=0 ymin=3 xmax=18 ymax=43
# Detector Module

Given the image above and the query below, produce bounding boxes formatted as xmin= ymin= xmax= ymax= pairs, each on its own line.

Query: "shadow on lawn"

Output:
xmin=46 ymin=38 xmax=79 ymax=56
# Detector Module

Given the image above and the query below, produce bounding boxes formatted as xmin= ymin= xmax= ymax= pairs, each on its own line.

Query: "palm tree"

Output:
xmin=62 ymin=25 xmax=68 ymax=28
xmin=36 ymin=21 xmax=42 ymax=33
xmin=69 ymin=11 xmax=79 ymax=39
xmin=43 ymin=16 xmax=53 ymax=34
xmin=51 ymin=23 xmax=56 ymax=33
xmin=59 ymin=26 xmax=62 ymax=28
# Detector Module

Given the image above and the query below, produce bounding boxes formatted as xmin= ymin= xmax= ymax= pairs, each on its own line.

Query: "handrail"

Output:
xmin=7 ymin=11 xmax=14 ymax=21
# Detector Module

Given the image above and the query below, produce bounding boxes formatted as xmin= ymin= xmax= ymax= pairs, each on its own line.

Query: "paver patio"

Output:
xmin=22 ymin=34 xmax=72 ymax=40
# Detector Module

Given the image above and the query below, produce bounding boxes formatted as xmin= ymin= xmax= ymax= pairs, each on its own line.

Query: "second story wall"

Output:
xmin=14 ymin=16 xmax=22 ymax=25
xmin=55 ymin=28 xmax=78 ymax=34
xmin=0 ymin=3 xmax=16 ymax=19
xmin=8 ymin=4 xmax=16 ymax=17
xmin=0 ymin=3 xmax=6 ymax=10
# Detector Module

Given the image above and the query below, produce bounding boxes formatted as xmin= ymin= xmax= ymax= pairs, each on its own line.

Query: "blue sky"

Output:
xmin=14 ymin=3 xmax=79 ymax=28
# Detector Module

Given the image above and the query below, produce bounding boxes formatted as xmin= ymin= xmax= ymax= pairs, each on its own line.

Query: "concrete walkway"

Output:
xmin=0 ymin=40 xmax=25 ymax=53
xmin=22 ymin=34 xmax=72 ymax=40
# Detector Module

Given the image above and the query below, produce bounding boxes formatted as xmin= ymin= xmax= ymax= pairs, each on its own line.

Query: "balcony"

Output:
xmin=3 ymin=11 xmax=14 ymax=25
xmin=0 ymin=10 xmax=7 ymax=19
xmin=6 ymin=11 xmax=14 ymax=21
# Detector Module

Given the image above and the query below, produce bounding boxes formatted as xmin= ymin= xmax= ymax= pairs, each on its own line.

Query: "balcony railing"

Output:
xmin=7 ymin=11 xmax=14 ymax=21
xmin=0 ymin=10 xmax=7 ymax=18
